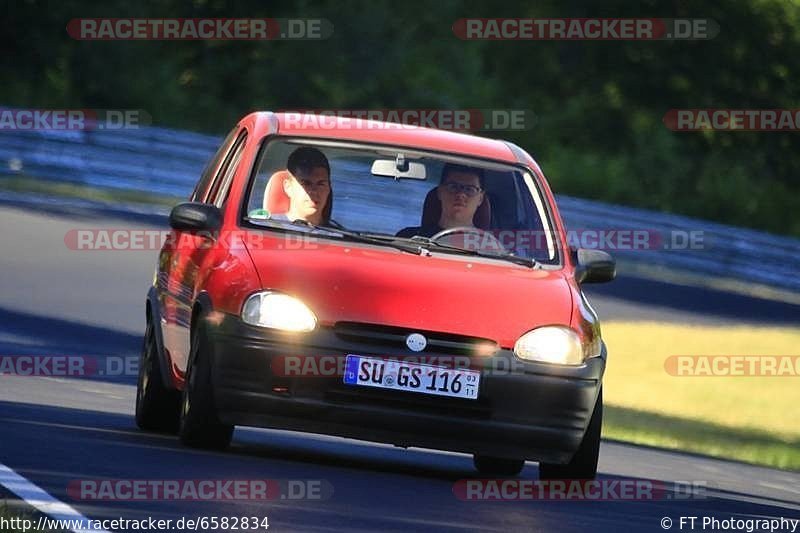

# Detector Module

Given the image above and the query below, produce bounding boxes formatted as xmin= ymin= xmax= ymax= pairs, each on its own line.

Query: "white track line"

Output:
xmin=0 ymin=461 xmax=110 ymax=533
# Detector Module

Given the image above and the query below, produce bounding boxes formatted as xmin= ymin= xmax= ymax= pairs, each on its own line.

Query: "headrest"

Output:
xmin=262 ymin=169 xmax=334 ymax=224
xmin=421 ymin=186 xmax=491 ymax=229
xmin=263 ymin=170 xmax=291 ymax=214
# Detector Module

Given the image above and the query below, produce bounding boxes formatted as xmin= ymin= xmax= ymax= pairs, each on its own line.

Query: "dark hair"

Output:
xmin=441 ymin=163 xmax=485 ymax=188
xmin=286 ymin=146 xmax=333 ymax=223
xmin=287 ymin=146 xmax=330 ymax=177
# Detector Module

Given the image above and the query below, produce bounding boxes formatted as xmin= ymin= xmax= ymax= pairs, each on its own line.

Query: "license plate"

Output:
xmin=343 ymin=355 xmax=480 ymax=400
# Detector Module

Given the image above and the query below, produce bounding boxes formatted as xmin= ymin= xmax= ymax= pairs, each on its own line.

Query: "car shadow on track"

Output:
xmin=2 ymin=400 xmax=798 ymax=508
xmin=584 ymin=274 xmax=800 ymax=325
xmin=0 ymin=306 xmax=141 ymax=385
xmin=2 ymin=399 xmax=799 ymax=533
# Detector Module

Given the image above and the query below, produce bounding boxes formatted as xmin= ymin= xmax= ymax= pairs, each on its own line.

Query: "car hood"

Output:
xmin=244 ymin=238 xmax=572 ymax=348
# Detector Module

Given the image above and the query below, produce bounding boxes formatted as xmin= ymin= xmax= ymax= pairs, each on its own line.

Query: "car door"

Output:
xmin=158 ymin=127 xmax=246 ymax=379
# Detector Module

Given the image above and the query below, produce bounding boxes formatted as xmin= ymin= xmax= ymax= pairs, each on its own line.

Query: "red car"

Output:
xmin=135 ymin=112 xmax=615 ymax=478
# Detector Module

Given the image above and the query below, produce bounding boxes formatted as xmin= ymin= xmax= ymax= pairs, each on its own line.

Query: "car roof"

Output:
xmin=243 ymin=111 xmax=522 ymax=164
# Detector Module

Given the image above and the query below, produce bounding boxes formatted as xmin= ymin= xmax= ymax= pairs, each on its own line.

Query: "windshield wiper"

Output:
xmin=312 ymin=227 xmax=540 ymax=268
xmin=246 ymin=218 xmax=539 ymax=266
xmin=397 ymin=235 xmax=541 ymax=268
xmin=283 ymin=220 xmax=432 ymax=256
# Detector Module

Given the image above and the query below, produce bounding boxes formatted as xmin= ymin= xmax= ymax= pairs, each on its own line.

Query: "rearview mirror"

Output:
xmin=574 ymin=248 xmax=616 ymax=284
xmin=371 ymin=159 xmax=427 ymax=180
xmin=169 ymin=202 xmax=222 ymax=232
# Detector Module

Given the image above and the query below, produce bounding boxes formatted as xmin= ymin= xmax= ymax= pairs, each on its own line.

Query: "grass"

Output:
xmin=0 ymin=175 xmax=181 ymax=207
xmin=0 ymin=500 xmax=53 ymax=533
xmin=601 ymin=321 xmax=800 ymax=470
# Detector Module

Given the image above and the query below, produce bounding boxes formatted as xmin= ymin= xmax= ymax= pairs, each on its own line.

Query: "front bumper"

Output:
xmin=207 ymin=314 xmax=605 ymax=463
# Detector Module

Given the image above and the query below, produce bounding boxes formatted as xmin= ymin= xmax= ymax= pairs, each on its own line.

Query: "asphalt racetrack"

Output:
xmin=0 ymin=204 xmax=798 ymax=532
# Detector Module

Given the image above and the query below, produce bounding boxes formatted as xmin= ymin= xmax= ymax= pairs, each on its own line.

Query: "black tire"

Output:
xmin=539 ymin=389 xmax=602 ymax=480
xmin=178 ymin=321 xmax=233 ymax=450
xmin=135 ymin=317 xmax=181 ymax=432
xmin=473 ymin=455 xmax=526 ymax=477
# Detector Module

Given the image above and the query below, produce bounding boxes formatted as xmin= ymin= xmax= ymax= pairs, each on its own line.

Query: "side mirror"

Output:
xmin=574 ymin=248 xmax=616 ymax=284
xmin=169 ymin=202 xmax=222 ymax=232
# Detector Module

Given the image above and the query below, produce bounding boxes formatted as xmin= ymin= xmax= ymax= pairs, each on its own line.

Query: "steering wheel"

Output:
xmin=429 ymin=226 xmax=506 ymax=252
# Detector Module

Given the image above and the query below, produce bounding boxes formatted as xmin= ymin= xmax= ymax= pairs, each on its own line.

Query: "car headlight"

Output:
xmin=513 ymin=326 xmax=585 ymax=365
xmin=241 ymin=291 xmax=317 ymax=332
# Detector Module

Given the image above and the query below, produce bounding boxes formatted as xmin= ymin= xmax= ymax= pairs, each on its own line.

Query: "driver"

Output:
xmin=396 ymin=163 xmax=486 ymax=238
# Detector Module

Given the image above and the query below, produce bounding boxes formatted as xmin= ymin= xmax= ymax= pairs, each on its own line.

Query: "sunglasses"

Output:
xmin=441 ymin=182 xmax=483 ymax=197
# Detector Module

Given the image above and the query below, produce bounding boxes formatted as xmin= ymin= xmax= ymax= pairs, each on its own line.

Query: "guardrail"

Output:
xmin=2 ymin=127 xmax=799 ymax=292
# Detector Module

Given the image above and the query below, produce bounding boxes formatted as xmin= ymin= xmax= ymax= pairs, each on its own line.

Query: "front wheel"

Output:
xmin=178 ymin=321 xmax=233 ymax=450
xmin=135 ymin=318 xmax=181 ymax=432
xmin=539 ymin=389 xmax=602 ymax=480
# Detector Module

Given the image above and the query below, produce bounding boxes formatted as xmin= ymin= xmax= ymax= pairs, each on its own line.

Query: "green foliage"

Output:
xmin=2 ymin=0 xmax=799 ymax=235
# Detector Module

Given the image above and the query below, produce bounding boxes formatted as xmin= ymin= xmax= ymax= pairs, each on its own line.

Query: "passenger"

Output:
xmin=397 ymin=163 xmax=486 ymax=238
xmin=271 ymin=146 xmax=332 ymax=225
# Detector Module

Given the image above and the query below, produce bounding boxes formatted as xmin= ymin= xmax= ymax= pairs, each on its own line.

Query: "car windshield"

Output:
xmin=242 ymin=139 xmax=559 ymax=265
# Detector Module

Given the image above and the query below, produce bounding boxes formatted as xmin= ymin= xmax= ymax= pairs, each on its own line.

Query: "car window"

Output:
xmin=209 ymin=131 xmax=248 ymax=208
xmin=191 ymin=126 xmax=239 ymax=202
xmin=243 ymin=140 xmax=558 ymax=264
